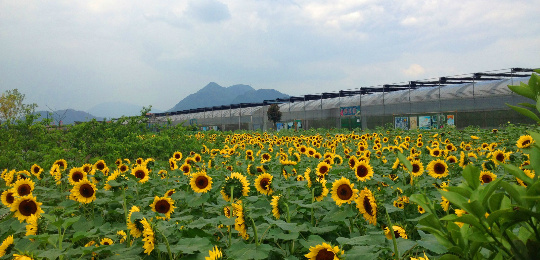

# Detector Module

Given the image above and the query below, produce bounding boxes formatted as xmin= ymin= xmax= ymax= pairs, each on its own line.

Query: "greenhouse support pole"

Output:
xmin=338 ymin=94 xmax=342 ymax=129
xmin=239 ymin=104 xmax=241 ymax=130
xmin=320 ymin=95 xmax=323 ymax=122
xmin=408 ymin=82 xmax=412 ymax=114
xmin=438 ymin=81 xmax=442 ymax=112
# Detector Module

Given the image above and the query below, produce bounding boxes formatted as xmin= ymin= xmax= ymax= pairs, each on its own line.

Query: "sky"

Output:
xmin=1 ymin=0 xmax=539 ymax=113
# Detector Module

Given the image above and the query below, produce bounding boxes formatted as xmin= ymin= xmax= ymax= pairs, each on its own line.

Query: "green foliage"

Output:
xmin=507 ymin=72 xmax=540 ymax=123
xmin=0 ymin=89 xmax=37 ymax=123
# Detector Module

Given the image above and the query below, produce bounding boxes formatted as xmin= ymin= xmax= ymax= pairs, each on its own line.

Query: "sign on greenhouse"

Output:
xmin=395 ymin=117 xmax=409 ymax=130
xmin=447 ymin=115 xmax=455 ymax=126
xmin=419 ymin=116 xmax=431 ymax=129
xmin=340 ymin=106 xmax=361 ymax=116
xmin=410 ymin=116 xmax=418 ymax=130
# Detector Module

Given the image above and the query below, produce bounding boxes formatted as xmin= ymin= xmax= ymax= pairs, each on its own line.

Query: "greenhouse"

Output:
xmin=149 ymin=68 xmax=537 ymax=130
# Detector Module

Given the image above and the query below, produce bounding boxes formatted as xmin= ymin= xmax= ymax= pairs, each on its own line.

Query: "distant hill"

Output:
xmin=88 ymin=102 xmax=163 ymax=119
xmin=168 ymin=82 xmax=289 ymax=112
xmin=34 ymin=109 xmax=103 ymax=125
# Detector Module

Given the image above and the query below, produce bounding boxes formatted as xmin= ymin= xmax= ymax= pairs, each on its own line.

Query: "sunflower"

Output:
xmin=316 ymin=161 xmax=332 ymax=176
xmin=53 ymin=159 xmax=67 ymax=171
xmin=70 ymin=179 xmax=97 ymax=204
xmin=131 ymin=165 xmax=150 ymax=183
xmin=1 ymin=189 xmax=15 ymax=207
xmin=12 ymin=254 xmax=33 ymax=260
xmin=0 ymin=235 xmax=14 ymax=258
xmin=13 ymin=178 xmax=34 ymax=197
xmin=169 ymin=158 xmax=178 ymax=171
xmin=135 ymin=158 xmax=144 ymax=165
xmin=254 ymin=173 xmax=273 ymax=196
xmin=205 ymin=246 xmax=223 ymax=260
xmin=304 ymin=242 xmax=343 ymax=260
xmin=261 ymin=153 xmax=271 ymax=163
xmin=232 ymin=200 xmax=249 ymax=240
xmin=441 ymin=197 xmax=450 ymax=211
xmin=93 ymin=160 xmax=107 ymax=173
xmin=446 ymin=155 xmax=458 ymax=164
xmin=517 ymin=169 xmax=535 ymax=187
xmin=24 ymin=213 xmax=38 ymax=238
xmin=10 ymin=194 xmax=44 ymax=222
xmin=150 ymin=196 xmax=176 ymax=219
xmin=220 ymin=172 xmax=250 ymax=202
xmin=354 ymin=160 xmax=374 ymax=182
xmin=410 ymin=160 xmax=424 ymax=177
xmin=180 ymin=163 xmax=191 ymax=175
xmin=304 ymin=168 xmax=314 ymax=188
xmin=393 ymin=200 xmax=405 ymax=209
xmin=356 ymin=187 xmax=377 ymax=225
xmin=491 ymin=150 xmax=508 ymax=165
xmin=479 ymin=171 xmax=497 ymax=184
xmin=127 ymin=206 xmax=144 ymax=238
xmin=68 ymin=167 xmax=87 ymax=185
xmin=296 ymin=175 xmax=305 ymax=181
xmin=517 ymin=135 xmax=534 ymax=149
xmin=141 ymin=218 xmax=155 ymax=254
xmin=427 ymin=159 xmax=449 ymax=179
xmin=100 ymin=237 xmax=114 ymax=245
xmin=312 ymin=179 xmax=329 ymax=202
xmin=81 ymin=163 xmax=94 ymax=174
xmin=270 ymin=195 xmax=285 ymax=219
xmin=190 ymin=172 xmax=213 ymax=193
xmin=331 ymin=177 xmax=358 ymax=206
xmin=411 ymin=252 xmax=430 ymax=260
xmin=172 ymin=151 xmax=183 ymax=161
xmin=418 ymin=205 xmax=426 ymax=214
xmin=246 ymin=164 xmax=257 ymax=175
xmin=384 ymin=225 xmax=408 ymax=240
xmin=30 ymin=164 xmax=43 ymax=179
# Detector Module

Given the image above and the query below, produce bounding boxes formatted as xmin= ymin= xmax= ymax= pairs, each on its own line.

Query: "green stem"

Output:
xmin=385 ymin=212 xmax=399 ymax=260
xmin=285 ymin=203 xmax=294 ymax=255
xmin=157 ymin=229 xmax=173 ymax=260
xmin=251 ymin=218 xmax=259 ymax=246
xmin=122 ymin=188 xmax=132 ymax=246
xmin=228 ymin=186 xmax=234 ymax=247
xmin=311 ymin=188 xmax=315 ymax=226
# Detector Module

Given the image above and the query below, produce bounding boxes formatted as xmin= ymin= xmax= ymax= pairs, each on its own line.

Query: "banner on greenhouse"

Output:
xmin=340 ymin=106 xmax=361 ymax=116
xmin=395 ymin=117 xmax=409 ymax=130
xmin=419 ymin=116 xmax=431 ymax=129
xmin=410 ymin=116 xmax=418 ymax=130
xmin=447 ymin=115 xmax=455 ymax=126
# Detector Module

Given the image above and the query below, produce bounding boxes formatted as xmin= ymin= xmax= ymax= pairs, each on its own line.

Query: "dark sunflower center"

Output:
xmin=33 ymin=167 xmax=40 ymax=174
xmin=83 ymin=166 xmax=91 ymax=173
xmin=19 ymin=175 xmax=27 ymax=180
xmin=433 ymin=150 xmax=440 ymax=156
xmin=337 ymin=184 xmax=353 ymax=200
xmin=394 ymin=230 xmax=401 ymax=238
xmin=135 ymin=170 xmax=145 ymax=179
xmin=6 ymin=193 xmax=14 ymax=204
xmin=57 ymin=162 xmax=64 ymax=168
xmin=19 ymin=199 xmax=38 ymax=216
xmin=522 ymin=140 xmax=531 ymax=146
xmin=104 ymin=241 xmax=110 ymax=245
xmin=482 ymin=175 xmax=492 ymax=183
xmin=175 ymin=154 xmax=181 ymax=159
xmin=135 ymin=219 xmax=144 ymax=231
xmin=434 ymin=163 xmax=446 ymax=175
xmin=496 ymin=153 xmax=504 ymax=162
xmin=72 ymin=172 xmax=84 ymax=182
xmin=18 ymin=184 xmax=31 ymax=196
xmin=447 ymin=145 xmax=452 ymax=150
xmin=316 ymin=249 xmax=335 ymax=260
xmin=356 ymin=165 xmax=368 ymax=178
xmin=196 ymin=176 xmax=209 ymax=189
xmin=259 ymin=178 xmax=270 ymax=190
xmin=319 ymin=166 xmax=328 ymax=174
xmin=137 ymin=159 xmax=142 ymax=164
xmin=195 ymin=156 xmax=201 ymax=162
xmin=120 ymin=165 xmax=127 ymax=172
xmin=363 ymin=196 xmax=373 ymax=216
xmin=449 ymin=158 xmax=456 ymax=163
xmin=182 ymin=166 xmax=190 ymax=173
xmin=263 ymin=155 xmax=270 ymax=160
xmin=167 ymin=190 xmax=175 ymax=196
xmin=155 ymin=200 xmax=171 ymax=214
xmin=412 ymin=164 xmax=420 ymax=173
xmin=300 ymin=148 xmax=306 ymax=153
xmin=80 ymin=184 xmax=95 ymax=198
xmin=96 ymin=163 xmax=105 ymax=171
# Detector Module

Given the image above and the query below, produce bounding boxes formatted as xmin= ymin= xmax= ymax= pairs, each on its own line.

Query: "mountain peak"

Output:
xmin=168 ymin=83 xmax=288 ymax=112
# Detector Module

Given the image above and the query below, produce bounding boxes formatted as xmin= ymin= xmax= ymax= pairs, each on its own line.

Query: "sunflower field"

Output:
xmin=1 ymin=73 xmax=540 ymax=260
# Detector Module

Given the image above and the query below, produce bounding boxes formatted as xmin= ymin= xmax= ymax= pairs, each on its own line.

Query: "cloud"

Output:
xmin=186 ymin=0 xmax=230 ymax=23
xmin=402 ymin=64 xmax=426 ymax=77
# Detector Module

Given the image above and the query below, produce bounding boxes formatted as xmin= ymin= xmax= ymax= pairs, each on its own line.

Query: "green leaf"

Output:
xmin=502 ymin=164 xmax=533 ymax=187
xmin=344 ymin=246 xmax=379 ymax=260
xmin=454 ymin=214 xmax=484 ymax=230
xmin=508 ymin=82 xmax=536 ymax=100
xmin=500 ymin=181 xmax=525 ymax=206
xmin=227 ymin=243 xmax=272 ymax=260
xmin=397 ymin=152 xmax=412 ymax=172
xmin=62 ymin=216 xmax=81 ymax=229
xmin=479 ymin=178 xmax=502 ymax=208
xmin=518 ymin=102 xmax=536 ymax=109
xmin=410 ymin=194 xmax=435 ymax=215
xmin=506 ymin=104 xmax=540 ymax=122
xmin=462 ymin=164 xmax=480 ymax=190
xmin=439 ymin=190 xmax=468 ymax=210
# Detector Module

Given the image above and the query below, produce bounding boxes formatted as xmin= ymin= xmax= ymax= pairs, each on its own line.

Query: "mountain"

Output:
xmin=88 ymin=102 xmax=163 ymax=119
xmin=231 ymin=89 xmax=289 ymax=104
xmin=34 ymin=109 xmax=103 ymax=125
xmin=168 ymin=83 xmax=289 ymax=112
